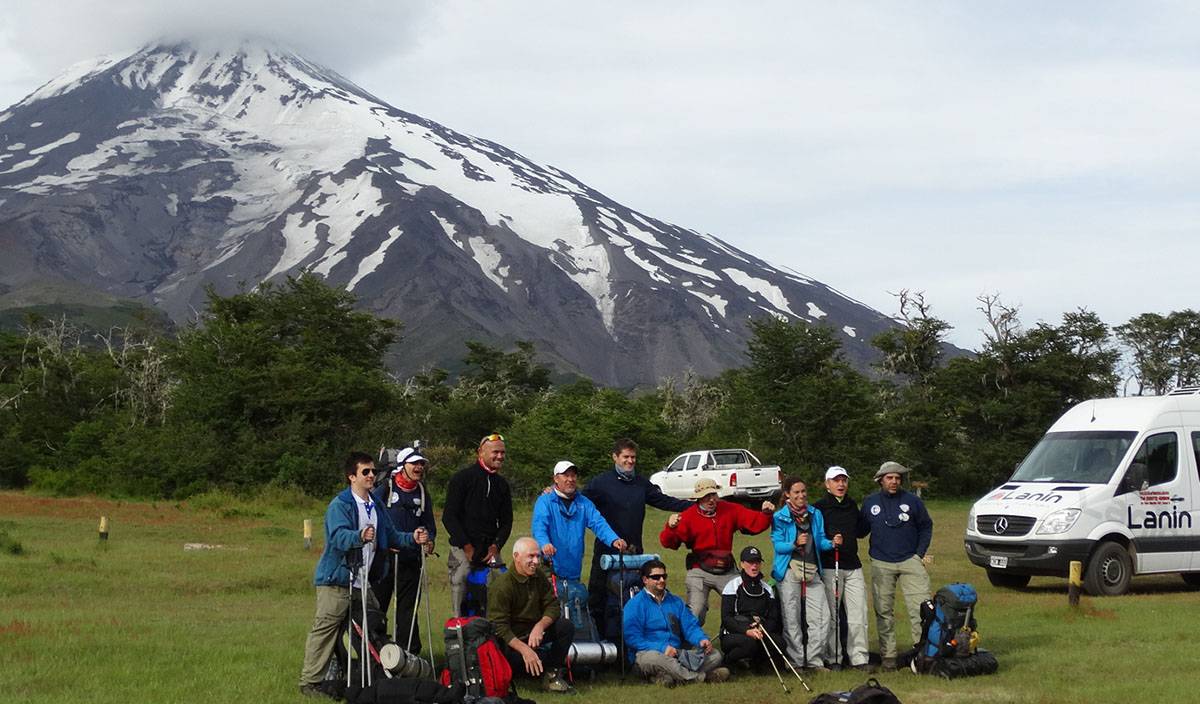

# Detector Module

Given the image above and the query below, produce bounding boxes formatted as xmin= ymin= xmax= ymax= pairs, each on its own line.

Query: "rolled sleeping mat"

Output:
xmin=567 ymin=641 xmax=620 ymax=666
xmin=380 ymin=644 xmax=435 ymax=680
xmin=599 ymin=553 xmax=661 ymax=572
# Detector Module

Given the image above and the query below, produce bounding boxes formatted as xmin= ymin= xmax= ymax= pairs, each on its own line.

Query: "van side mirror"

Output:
xmin=1118 ymin=462 xmax=1148 ymax=495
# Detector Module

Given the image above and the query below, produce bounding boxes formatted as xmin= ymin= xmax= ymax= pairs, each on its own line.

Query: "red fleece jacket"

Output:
xmin=659 ymin=500 xmax=771 ymax=557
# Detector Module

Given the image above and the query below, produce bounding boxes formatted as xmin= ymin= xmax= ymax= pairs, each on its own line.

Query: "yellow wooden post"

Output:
xmin=303 ymin=519 xmax=313 ymax=550
xmin=1068 ymin=560 xmax=1082 ymax=606
xmin=98 ymin=516 xmax=109 ymax=541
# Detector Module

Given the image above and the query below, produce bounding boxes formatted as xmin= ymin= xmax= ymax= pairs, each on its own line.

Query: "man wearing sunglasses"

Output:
xmin=299 ymin=452 xmax=429 ymax=697
xmin=443 ymin=434 xmax=514 ymax=616
xmin=622 ymin=559 xmax=730 ymax=687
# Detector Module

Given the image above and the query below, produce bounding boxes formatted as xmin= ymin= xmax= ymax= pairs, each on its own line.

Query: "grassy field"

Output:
xmin=1 ymin=489 xmax=1195 ymax=703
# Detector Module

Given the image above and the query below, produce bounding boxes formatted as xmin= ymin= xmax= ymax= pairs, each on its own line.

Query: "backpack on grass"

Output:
xmin=439 ymin=616 xmax=513 ymax=700
xmin=807 ymin=677 xmax=903 ymax=704
xmin=912 ymin=582 xmax=997 ymax=678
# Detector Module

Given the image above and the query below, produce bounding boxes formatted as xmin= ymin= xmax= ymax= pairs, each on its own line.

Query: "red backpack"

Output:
xmin=439 ymin=616 xmax=513 ymax=699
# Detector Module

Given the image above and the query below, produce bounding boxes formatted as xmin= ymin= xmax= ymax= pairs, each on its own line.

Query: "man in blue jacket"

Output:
xmin=622 ymin=558 xmax=730 ymax=687
xmin=860 ymin=461 xmax=933 ymax=672
xmin=532 ymin=460 xmax=627 ymax=581
xmin=299 ymin=451 xmax=429 ymax=697
xmin=583 ymin=438 xmax=692 ymax=632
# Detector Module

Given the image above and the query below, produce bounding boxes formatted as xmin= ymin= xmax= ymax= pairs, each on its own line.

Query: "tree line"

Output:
xmin=0 ymin=275 xmax=1191 ymax=500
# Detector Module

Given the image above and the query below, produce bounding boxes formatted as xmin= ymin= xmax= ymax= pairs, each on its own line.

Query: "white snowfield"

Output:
xmin=2 ymin=40 xmax=868 ymax=342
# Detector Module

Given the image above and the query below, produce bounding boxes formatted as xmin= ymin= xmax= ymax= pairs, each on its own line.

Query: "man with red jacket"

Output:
xmin=659 ymin=478 xmax=774 ymax=626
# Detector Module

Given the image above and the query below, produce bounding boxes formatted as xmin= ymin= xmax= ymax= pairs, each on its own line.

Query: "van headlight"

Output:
xmin=967 ymin=506 xmax=977 ymax=532
xmin=1036 ymin=508 xmax=1081 ymax=535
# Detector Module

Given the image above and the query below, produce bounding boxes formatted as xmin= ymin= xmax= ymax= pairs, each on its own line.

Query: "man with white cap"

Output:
xmin=860 ymin=461 xmax=933 ymax=671
xmin=371 ymin=447 xmax=437 ymax=655
xmin=532 ymin=460 xmax=628 ymax=583
xmin=813 ymin=465 xmax=870 ymax=671
xmin=659 ymin=478 xmax=773 ymax=627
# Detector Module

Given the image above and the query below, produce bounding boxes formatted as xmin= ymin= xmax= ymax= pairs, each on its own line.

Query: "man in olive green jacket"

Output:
xmin=487 ymin=537 xmax=575 ymax=693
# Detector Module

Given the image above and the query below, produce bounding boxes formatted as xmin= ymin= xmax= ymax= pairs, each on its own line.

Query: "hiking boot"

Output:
xmin=704 ymin=666 xmax=731 ymax=684
xmin=881 ymin=657 xmax=898 ymax=672
xmin=650 ymin=673 xmax=677 ymax=688
xmin=827 ymin=663 xmax=843 ymax=672
xmin=852 ymin=663 xmax=876 ymax=673
xmin=543 ymin=670 xmax=575 ymax=694
xmin=802 ymin=665 xmax=830 ymax=674
xmin=299 ymin=684 xmax=335 ymax=699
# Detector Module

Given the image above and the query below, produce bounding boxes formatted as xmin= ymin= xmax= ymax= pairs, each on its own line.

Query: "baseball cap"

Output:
xmin=398 ymin=447 xmax=427 ymax=464
xmin=553 ymin=460 xmax=579 ymax=476
xmin=825 ymin=466 xmax=849 ymax=481
xmin=740 ymin=546 xmax=764 ymax=563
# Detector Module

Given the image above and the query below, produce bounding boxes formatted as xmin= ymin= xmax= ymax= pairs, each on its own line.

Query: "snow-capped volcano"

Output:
xmin=0 ymin=41 xmax=896 ymax=385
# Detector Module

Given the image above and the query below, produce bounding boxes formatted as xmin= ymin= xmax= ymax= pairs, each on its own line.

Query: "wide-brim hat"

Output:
xmin=691 ymin=477 xmax=720 ymax=499
xmin=874 ymin=461 xmax=910 ymax=482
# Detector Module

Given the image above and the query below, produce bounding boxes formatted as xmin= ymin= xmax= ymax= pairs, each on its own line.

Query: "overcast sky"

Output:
xmin=3 ymin=1 xmax=1199 ymax=350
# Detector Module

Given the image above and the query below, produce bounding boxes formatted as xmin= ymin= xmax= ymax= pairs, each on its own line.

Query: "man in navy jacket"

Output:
xmin=583 ymin=438 xmax=691 ymax=631
xmin=299 ymin=452 xmax=429 ymax=696
xmin=860 ymin=461 xmax=933 ymax=671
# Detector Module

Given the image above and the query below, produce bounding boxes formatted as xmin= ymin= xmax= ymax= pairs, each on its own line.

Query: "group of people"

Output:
xmin=298 ymin=436 xmax=934 ymax=698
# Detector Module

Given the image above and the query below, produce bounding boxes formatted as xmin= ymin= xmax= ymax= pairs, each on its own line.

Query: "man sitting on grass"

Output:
xmin=622 ymin=558 xmax=730 ymax=687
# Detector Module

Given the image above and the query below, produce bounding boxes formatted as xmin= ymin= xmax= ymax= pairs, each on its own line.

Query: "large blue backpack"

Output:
xmin=919 ymin=583 xmax=977 ymax=658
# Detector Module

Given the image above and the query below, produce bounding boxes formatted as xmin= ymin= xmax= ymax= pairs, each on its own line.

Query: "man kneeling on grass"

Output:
xmin=488 ymin=537 xmax=575 ymax=694
xmin=622 ymin=558 xmax=730 ymax=687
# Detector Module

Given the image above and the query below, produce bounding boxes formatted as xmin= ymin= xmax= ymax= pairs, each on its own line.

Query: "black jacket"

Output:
xmin=441 ymin=463 xmax=513 ymax=560
xmin=813 ymin=493 xmax=869 ymax=571
xmin=720 ymin=573 xmax=782 ymax=636
xmin=376 ymin=478 xmax=437 ymax=566
xmin=583 ymin=467 xmax=692 ymax=556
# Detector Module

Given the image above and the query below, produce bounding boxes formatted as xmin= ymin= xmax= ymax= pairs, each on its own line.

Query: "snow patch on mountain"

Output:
xmin=806 ymin=302 xmax=827 ymax=319
xmin=843 ymin=326 xmax=858 ymax=338
xmin=723 ymin=268 xmax=798 ymax=318
xmin=29 ymin=132 xmax=80 ymax=155
xmin=689 ymin=290 xmax=728 ymax=317
xmin=348 ymin=226 xmax=403 ymax=291
xmin=0 ymin=157 xmax=41 ymax=175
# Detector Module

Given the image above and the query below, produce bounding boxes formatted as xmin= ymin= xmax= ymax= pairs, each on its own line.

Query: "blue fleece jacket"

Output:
xmin=860 ymin=489 xmax=933 ymax=563
xmin=531 ymin=491 xmax=620 ymax=580
xmin=313 ymin=488 xmax=417 ymax=587
xmin=770 ymin=505 xmax=834 ymax=582
xmin=622 ymin=587 xmax=710 ymax=661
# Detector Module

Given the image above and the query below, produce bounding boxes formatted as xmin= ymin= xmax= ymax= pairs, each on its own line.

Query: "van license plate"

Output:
xmin=989 ymin=556 xmax=1008 ymax=569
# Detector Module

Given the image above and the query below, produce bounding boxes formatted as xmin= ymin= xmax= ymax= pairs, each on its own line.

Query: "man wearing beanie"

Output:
xmin=813 ymin=466 xmax=871 ymax=671
xmin=860 ymin=461 xmax=933 ymax=671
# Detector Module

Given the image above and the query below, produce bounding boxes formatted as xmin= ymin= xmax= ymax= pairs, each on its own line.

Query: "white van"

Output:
xmin=963 ymin=389 xmax=1200 ymax=596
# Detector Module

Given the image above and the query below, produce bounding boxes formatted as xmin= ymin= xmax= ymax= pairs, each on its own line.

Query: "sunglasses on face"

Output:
xmin=645 ymin=573 xmax=667 ymax=581
xmin=479 ymin=433 xmax=505 ymax=447
xmin=360 ymin=467 xmax=376 ymax=476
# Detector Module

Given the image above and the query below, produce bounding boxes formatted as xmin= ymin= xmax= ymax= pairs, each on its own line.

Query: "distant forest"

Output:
xmin=2 ymin=274 xmax=1196 ymax=500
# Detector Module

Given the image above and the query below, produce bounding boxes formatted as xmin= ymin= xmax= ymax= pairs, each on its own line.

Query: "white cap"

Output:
xmin=553 ymin=460 xmax=579 ymax=476
xmin=824 ymin=466 xmax=849 ymax=481
xmin=397 ymin=447 xmax=428 ymax=465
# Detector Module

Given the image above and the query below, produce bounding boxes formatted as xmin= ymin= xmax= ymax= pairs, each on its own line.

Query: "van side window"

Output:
xmin=1192 ymin=432 xmax=1200 ymax=482
xmin=1121 ymin=432 xmax=1178 ymax=492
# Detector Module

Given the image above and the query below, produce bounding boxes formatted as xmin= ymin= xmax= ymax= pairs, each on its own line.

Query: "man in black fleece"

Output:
xmin=582 ymin=438 xmax=692 ymax=633
xmin=813 ymin=465 xmax=871 ymax=670
xmin=442 ymin=434 xmax=513 ymax=616
xmin=718 ymin=546 xmax=784 ymax=670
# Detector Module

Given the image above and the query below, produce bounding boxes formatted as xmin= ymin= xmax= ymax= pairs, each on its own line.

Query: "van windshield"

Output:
xmin=1010 ymin=431 xmax=1137 ymax=484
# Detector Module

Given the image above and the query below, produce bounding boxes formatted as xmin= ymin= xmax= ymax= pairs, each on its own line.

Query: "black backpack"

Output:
xmin=808 ymin=678 xmax=903 ymax=704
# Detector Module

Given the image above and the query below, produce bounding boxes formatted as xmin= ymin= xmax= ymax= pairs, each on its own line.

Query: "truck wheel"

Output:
xmin=1182 ymin=573 xmax=1200 ymax=588
xmin=1083 ymin=541 xmax=1132 ymax=596
xmin=986 ymin=571 xmax=1031 ymax=589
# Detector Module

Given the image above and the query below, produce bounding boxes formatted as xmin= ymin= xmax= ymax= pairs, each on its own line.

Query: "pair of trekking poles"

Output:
xmin=768 ymin=545 xmax=844 ymax=694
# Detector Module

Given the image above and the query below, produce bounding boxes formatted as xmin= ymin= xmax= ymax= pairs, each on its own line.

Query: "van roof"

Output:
xmin=1052 ymin=391 xmax=1200 ymax=432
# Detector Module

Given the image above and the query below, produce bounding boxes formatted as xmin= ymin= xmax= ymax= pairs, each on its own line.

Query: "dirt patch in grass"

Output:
xmin=0 ymin=619 xmax=33 ymax=638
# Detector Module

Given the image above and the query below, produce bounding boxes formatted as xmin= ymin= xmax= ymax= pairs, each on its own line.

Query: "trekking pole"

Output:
xmin=421 ymin=547 xmax=436 ymax=672
xmin=755 ymin=619 xmax=789 ymax=694
xmin=833 ymin=545 xmax=841 ymax=668
xmin=407 ymin=554 xmax=422 ymax=652
xmin=361 ymin=564 xmax=372 ymax=687
xmin=800 ymin=558 xmax=808 ymax=669
xmin=762 ymin=626 xmax=811 ymax=692
xmin=618 ymin=550 xmax=627 ymax=682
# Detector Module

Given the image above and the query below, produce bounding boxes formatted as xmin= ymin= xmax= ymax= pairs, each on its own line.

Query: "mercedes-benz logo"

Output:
xmin=994 ymin=516 xmax=1009 ymax=534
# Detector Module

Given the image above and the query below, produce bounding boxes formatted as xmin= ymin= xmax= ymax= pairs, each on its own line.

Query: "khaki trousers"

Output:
xmin=684 ymin=566 xmax=737 ymax=627
xmin=299 ymin=585 xmax=380 ymax=686
xmin=869 ymin=555 xmax=930 ymax=658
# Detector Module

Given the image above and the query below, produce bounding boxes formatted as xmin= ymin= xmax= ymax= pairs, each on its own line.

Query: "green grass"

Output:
xmin=0 ymin=491 xmax=1194 ymax=703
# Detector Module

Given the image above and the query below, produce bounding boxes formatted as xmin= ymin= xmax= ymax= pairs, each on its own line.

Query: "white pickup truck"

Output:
xmin=649 ymin=449 xmax=782 ymax=503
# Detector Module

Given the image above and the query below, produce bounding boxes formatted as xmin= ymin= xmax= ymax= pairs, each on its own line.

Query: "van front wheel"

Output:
xmin=986 ymin=571 xmax=1031 ymax=589
xmin=1083 ymin=542 xmax=1132 ymax=596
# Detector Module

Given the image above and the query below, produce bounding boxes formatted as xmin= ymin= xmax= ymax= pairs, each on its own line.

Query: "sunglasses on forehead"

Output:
xmin=478 ymin=433 xmax=505 ymax=447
